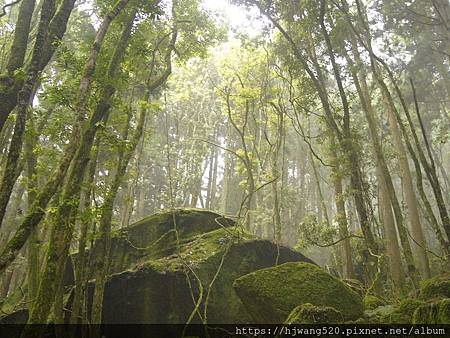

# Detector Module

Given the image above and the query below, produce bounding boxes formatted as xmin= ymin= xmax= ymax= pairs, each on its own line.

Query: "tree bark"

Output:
xmin=0 ymin=0 xmax=76 ymax=133
xmin=24 ymin=0 xmax=131 ymax=328
xmin=69 ymin=139 xmax=99 ymax=326
xmin=345 ymin=39 xmax=422 ymax=281
xmin=0 ymin=0 xmax=36 ymax=132
xmin=0 ymin=0 xmax=56 ymax=228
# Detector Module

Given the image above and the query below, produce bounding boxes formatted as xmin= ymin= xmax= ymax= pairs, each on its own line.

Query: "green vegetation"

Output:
xmin=413 ymin=299 xmax=450 ymax=324
xmin=364 ymin=295 xmax=386 ymax=311
xmin=419 ymin=273 xmax=450 ymax=300
xmin=285 ymin=303 xmax=343 ymax=324
xmin=233 ymin=262 xmax=363 ymax=322
xmin=0 ymin=0 xmax=448 ymax=332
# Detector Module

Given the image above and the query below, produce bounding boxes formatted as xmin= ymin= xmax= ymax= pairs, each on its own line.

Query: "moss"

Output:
xmin=66 ymin=209 xmax=236 ymax=285
xmin=378 ymin=299 xmax=424 ymax=324
xmin=419 ymin=273 xmax=450 ymax=300
xmin=363 ymin=304 xmax=395 ymax=324
xmin=398 ymin=299 xmax=425 ymax=317
xmin=124 ymin=208 xmax=235 ymax=250
xmin=0 ymin=284 xmax=27 ymax=318
xmin=413 ymin=298 xmax=450 ymax=324
xmin=233 ymin=262 xmax=363 ymax=323
xmin=438 ymin=299 xmax=450 ymax=324
xmin=137 ymin=226 xmax=246 ymax=272
xmin=285 ymin=303 xmax=343 ymax=324
xmin=347 ymin=317 xmax=365 ymax=324
xmin=342 ymin=279 xmax=365 ymax=296
xmin=92 ymin=228 xmax=313 ymax=324
xmin=364 ymin=295 xmax=386 ymax=310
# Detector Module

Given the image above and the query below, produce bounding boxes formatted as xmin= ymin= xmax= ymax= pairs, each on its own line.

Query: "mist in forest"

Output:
xmin=0 ymin=0 xmax=449 ymax=333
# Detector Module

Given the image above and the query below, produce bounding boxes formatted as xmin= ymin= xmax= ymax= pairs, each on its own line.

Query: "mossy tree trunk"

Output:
xmin=343 ymin=40 xmax=412 ymax=284
xmin=24 ymin=0 xmax=132 ymax=328
xmin=330 ymin=151 xmax=355 ymax=280
xmin=24 ymin=116 xmax=41 ymax=305
xmin=0 ymin=0 xmax=76 ymax=133
xmin=318 ymin=0 xmax=380 ymax=270
xmin=348 ymin=0 xmax=431 ymax=281
xmin=0 ymin=183 xmax=25 ymax=299
xmin=69 ymin=139 xmax=99 ymax=326
xmin=0 ymin=0 xmax=56 ymax=229
xmin=352 ymin=0 xmax=450 ymax=251
xmin=90 ymin=24 xmax=177 ymax=324
xmin=0 ymin=0 xmax=36 ymax=133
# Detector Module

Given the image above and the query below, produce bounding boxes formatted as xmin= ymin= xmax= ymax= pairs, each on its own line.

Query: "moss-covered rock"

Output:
xmin=398 ymin=299 xmax=426 ymax=318
xmin=378 ymin=299 xmax=424 ymax=324
xmin=233 ymin=262 xmax=363 ymax=323
xmin=363 ymin=304 xmax=395 ymax=324
xmin=418 ymin=273 xmax=450 ymax=300
xmin=363 ymin=295 xmax=386 ymax=310
xmin=3 ymin=209 xmax=314 ymax=325
xmin=285 ymin=303 xmax=343 ymax=324
xmin=80 ymin=226 xmax=313 ymax=324
xmin=413 ymin=298 xmax=450 ymax=324
xmin=63 ymin=209 xmax=235 ymax=286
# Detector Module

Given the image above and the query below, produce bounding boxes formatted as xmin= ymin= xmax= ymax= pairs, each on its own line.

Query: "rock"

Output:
xmin=2 ymin=209 xmax=313 ymax=325
xmin=233 ymin=262 xmax=363 ymax=323
xmin=418 ymin=273 xmax=450 ymax=300
xmin=64 ymin=209 xmax=235 ymax=286
xmin=380 ymin=299 xmax=425 ymax=324
xmin=363 ymin=295 xmax=386 ymax=310
xmin=413 ymin=298 xmax=450 ymax=324
xmin=363 ymin=305 xmax=395 ymax=324
xmin=80 ymin=226 xmax=313 ymax=324
xmin=284 ymin=303 xmax=343 ymax=324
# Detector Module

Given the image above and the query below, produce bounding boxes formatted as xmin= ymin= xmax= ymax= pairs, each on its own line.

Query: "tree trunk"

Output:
xmin=25 ymin=0 xmax=131 ymax=328
xmin=0 ymin=0 xmax=56 ymax=228
xmin=69 ymin=139 xmax=99 ymax=326
xmin=24 ymin=117 xmax=40 ymax=305
xmin=329 ymin=149 xmax=355 ymax=280
xmin=91 ymin=83 xmax=160 ymax=325
xmin=0 ymin=0 xmax=76 ymax=133
xmin=346 ymin=41 xmax=422 ymax=281
xmin=0 ymin=0 xmax=36 ymax=132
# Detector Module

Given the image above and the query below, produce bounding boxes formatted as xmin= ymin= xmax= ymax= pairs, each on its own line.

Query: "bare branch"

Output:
xmin=0 ymin=0 xmax=22 ymax=18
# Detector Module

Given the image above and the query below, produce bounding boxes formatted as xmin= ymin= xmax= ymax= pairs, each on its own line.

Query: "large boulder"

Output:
xmin=2 ymin=209 xmax=314 ymax=325
xmin=81 ymin=226 xmax=313 ymax=324
xmin=64 ymin=209 xmax=235 ymax=285
xmin=233 ymin=262 xmax=363 ymax=323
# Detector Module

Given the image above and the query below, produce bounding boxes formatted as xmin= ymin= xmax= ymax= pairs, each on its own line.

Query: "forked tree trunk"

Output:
xmin=24 ymin=0 xmax=131 ymax=328
xmin=0 ymin=0 xmax=56 ymax=228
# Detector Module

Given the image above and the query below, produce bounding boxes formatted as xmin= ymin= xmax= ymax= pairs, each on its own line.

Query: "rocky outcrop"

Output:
xmin=82 ymin=226 xmax=313 ymax=323
xmin=413 ymin=299 xmax=450 ymax=324
xmin=233 ymin=262 xmax=364 ymax=323
xmin=2 ymin=209 xmax=313 ymax=325
xmin=64 ymin=209 xmax=235 ymax=285
xmin=364 ymin=273 xmax=450 ymax=324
